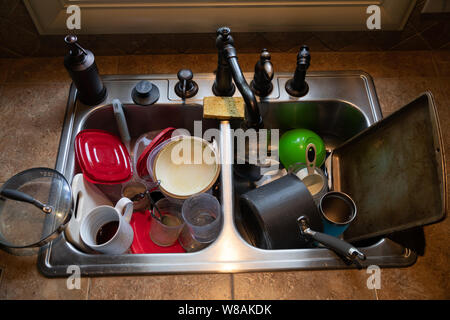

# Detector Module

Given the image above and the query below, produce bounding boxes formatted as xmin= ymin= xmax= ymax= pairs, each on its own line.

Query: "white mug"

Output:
xmin=66 ymin=174 xmax=113 ymax=252
xmin=80 ymin=197 xmax=134 ymax=254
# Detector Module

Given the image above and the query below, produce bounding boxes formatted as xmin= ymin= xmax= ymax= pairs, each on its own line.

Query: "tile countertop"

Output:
xmin=0 ymin=51 xmax=449 ymax=300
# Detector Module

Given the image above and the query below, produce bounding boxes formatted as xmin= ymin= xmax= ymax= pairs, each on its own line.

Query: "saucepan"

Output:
xmin=239 ymin=173 xmax=365 ymax=262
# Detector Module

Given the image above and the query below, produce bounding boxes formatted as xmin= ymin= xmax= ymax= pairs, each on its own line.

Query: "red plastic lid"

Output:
xmin=75 ymin=129 xmax=133 ymax=184
xmin=136 ymin=127 xmax=176 ymax=178
xmin=130 ymin=210 xmax=186 ymax=254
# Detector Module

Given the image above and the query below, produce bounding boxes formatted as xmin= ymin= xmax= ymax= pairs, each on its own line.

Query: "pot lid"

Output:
xmin=75 ymin=129 xmax=133 ymax=184
xmin=0 ymin=168 xmax=72 ymax=249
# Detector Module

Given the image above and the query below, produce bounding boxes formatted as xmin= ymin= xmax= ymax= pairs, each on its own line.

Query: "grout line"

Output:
xmin=416 ymin=31 xmax=434 ymax=51
xmin=311 ymin=33 xmax=335 ymax=51
xmin=0 ymin=45 xmax=23 ymax=59
xmin=374 ymin=288 xmax=379 ymax=300
xmin=230 ymin=274 xmax=235 ymax=300
xmin=389 ymin=31 xmax=421 ymax=51
xmin=4 ymin=0 xmax=20 ymax=20
xmin=0 ymin=265 xmax=6 ymax=298
xmin=86 ymin=277 xmax=91 ymax=300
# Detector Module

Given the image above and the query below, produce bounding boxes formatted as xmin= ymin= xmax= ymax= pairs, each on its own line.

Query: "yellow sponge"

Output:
xmin=203 ymin=96 xmax=245 ymax=120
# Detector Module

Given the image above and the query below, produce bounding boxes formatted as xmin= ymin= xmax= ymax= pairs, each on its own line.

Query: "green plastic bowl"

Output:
xmin=279 ymin=129 xmax=326 ymax=169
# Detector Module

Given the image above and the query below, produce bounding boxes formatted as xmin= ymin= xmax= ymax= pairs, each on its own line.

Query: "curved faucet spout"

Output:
xmin=223 ymin=45 xmax=263 ymax=129
xmin=213 ymin=27 xmax=263 ymax=129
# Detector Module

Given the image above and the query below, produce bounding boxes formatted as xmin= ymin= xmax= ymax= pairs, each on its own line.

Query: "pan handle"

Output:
xmin=297 ymin=216 xmax=366 ymax=261
xmin=1 ymin=189 xmax=53 ymax=214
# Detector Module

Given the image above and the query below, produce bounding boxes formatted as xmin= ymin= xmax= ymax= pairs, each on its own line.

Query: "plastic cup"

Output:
xmin=149 ymin=198 xmax=184 ymax=247
xmin=181 ymin=193 xmax=222 ymax=244
xmin=121 ymin=180 xmax=150 ymax=212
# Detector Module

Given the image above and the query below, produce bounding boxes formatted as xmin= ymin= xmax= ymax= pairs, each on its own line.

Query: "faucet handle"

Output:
xmin=251 ymin=49 xmax=274 ymax=97
xmin=216 ymin=26 xmax=234 ymax=49
xmin=297 ymin=45 xmax=311 ymax=70
xmin=217 ymin=26 xmax=231 ymax=38
xmin=175 ymin=69 xmax=198 ymax=99
xmin=285 ymin=45 xmax=310 ymax=97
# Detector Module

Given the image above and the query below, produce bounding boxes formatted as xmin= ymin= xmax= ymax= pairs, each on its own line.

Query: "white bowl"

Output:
xmin=152 ymin=136 xmax=220 ymax=200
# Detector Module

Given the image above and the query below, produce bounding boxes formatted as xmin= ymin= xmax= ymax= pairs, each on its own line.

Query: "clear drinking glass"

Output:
xmin=149 ymin=198 xmax=184 ymax=247
xmin=181 ymin=193 xmax=222 ymax=244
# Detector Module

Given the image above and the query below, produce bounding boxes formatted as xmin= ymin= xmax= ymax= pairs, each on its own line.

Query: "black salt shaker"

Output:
xmin=63 ymin=35 xmax=107 ymax=105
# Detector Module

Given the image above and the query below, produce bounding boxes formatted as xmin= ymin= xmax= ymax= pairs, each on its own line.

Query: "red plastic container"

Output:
xmin=136 ymin=127 xmax=176 ymax=178
xmin=75 ymin=129 xmax=133 ymax=184
xmin=130 ymin=210 xmax=186 ymax=254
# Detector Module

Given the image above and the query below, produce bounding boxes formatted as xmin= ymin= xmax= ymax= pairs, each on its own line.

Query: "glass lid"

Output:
xmin=0 ymin=168 xmax=72 ymax=249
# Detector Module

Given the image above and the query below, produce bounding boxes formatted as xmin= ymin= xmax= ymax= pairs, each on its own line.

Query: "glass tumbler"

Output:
xmin=149 ymin=198 xmax=184 ymax=247
xmin=181 ymin=193 xmax=222 ymax=244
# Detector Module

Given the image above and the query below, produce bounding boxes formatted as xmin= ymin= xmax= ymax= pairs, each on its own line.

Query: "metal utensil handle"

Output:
xmin=297 ymin=217 xmax=365 ymax=261
xmin=147 ymin=181 xmax=163 ymax=221
xmin=112 ymin=99 xmax=131 ymax=152
xmin=0 ymin=189 xmax=52 ymax=214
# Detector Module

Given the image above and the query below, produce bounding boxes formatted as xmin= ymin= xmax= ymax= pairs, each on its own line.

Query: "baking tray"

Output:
xmin=331 ymin=92 xmax=446 ymax=242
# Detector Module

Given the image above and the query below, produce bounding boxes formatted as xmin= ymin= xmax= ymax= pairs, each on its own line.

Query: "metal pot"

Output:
xmin=239 ymin=174 xmax=365 ymax=262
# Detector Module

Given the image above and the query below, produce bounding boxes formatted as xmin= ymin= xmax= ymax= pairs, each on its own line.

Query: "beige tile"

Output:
xmin=6 ymin=56 xmax=119 ymax=83
xmin=0 ymin=250 xmax=89 ymax=300
xmin=309 ymin=51 xmax=437 ymax=78
xmin=118 ymin=54 xmax=218 ymax=75
xmin=89 ymin=274 xmax=232 ymax=300
xmin=376 ymin=219 xmax=450 ymax=299
xmin=116 ymin=51 xmax=437 ymax=78
xmin=373 ymin=77 xmax=445 ymax=116
xmin=6 ymin=57 xmax=70 ymax=83
xmin=432 ymin=51 xmax=450 ymax=76
xmin=261 ymin=32 xmax=314 ymax=52
xmin=94 ymin=56 xmax=119 ymax=75
xmin=0 ymin=83 xmax=69 ymax=181
xmin=233 ymin=270 xmax=376 ymax=300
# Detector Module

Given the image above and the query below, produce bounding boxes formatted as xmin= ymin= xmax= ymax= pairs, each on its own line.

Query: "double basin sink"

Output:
xmin=38 ymin=71 xmax=417 ymax=276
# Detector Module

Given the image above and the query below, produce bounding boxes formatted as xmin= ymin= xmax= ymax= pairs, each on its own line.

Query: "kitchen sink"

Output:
xmin=38 ymin=72 xmax=417 ymax=276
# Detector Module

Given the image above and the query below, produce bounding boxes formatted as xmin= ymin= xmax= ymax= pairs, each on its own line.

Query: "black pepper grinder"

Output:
xmin=64 ymin=35 xmax=107 ymax=105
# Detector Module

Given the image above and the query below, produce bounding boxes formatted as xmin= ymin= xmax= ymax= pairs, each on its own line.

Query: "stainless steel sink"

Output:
xmin=38 ymin=72 xmax=417 ymax=276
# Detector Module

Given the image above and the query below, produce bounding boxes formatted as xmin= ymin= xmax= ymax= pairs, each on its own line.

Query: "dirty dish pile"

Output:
xmin=68 ymin=123 xmax=222 ymax=254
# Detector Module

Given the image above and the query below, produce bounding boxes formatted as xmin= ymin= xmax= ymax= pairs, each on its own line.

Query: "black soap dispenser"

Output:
xmin=64 ymin=35 xmax=107 ymax=105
